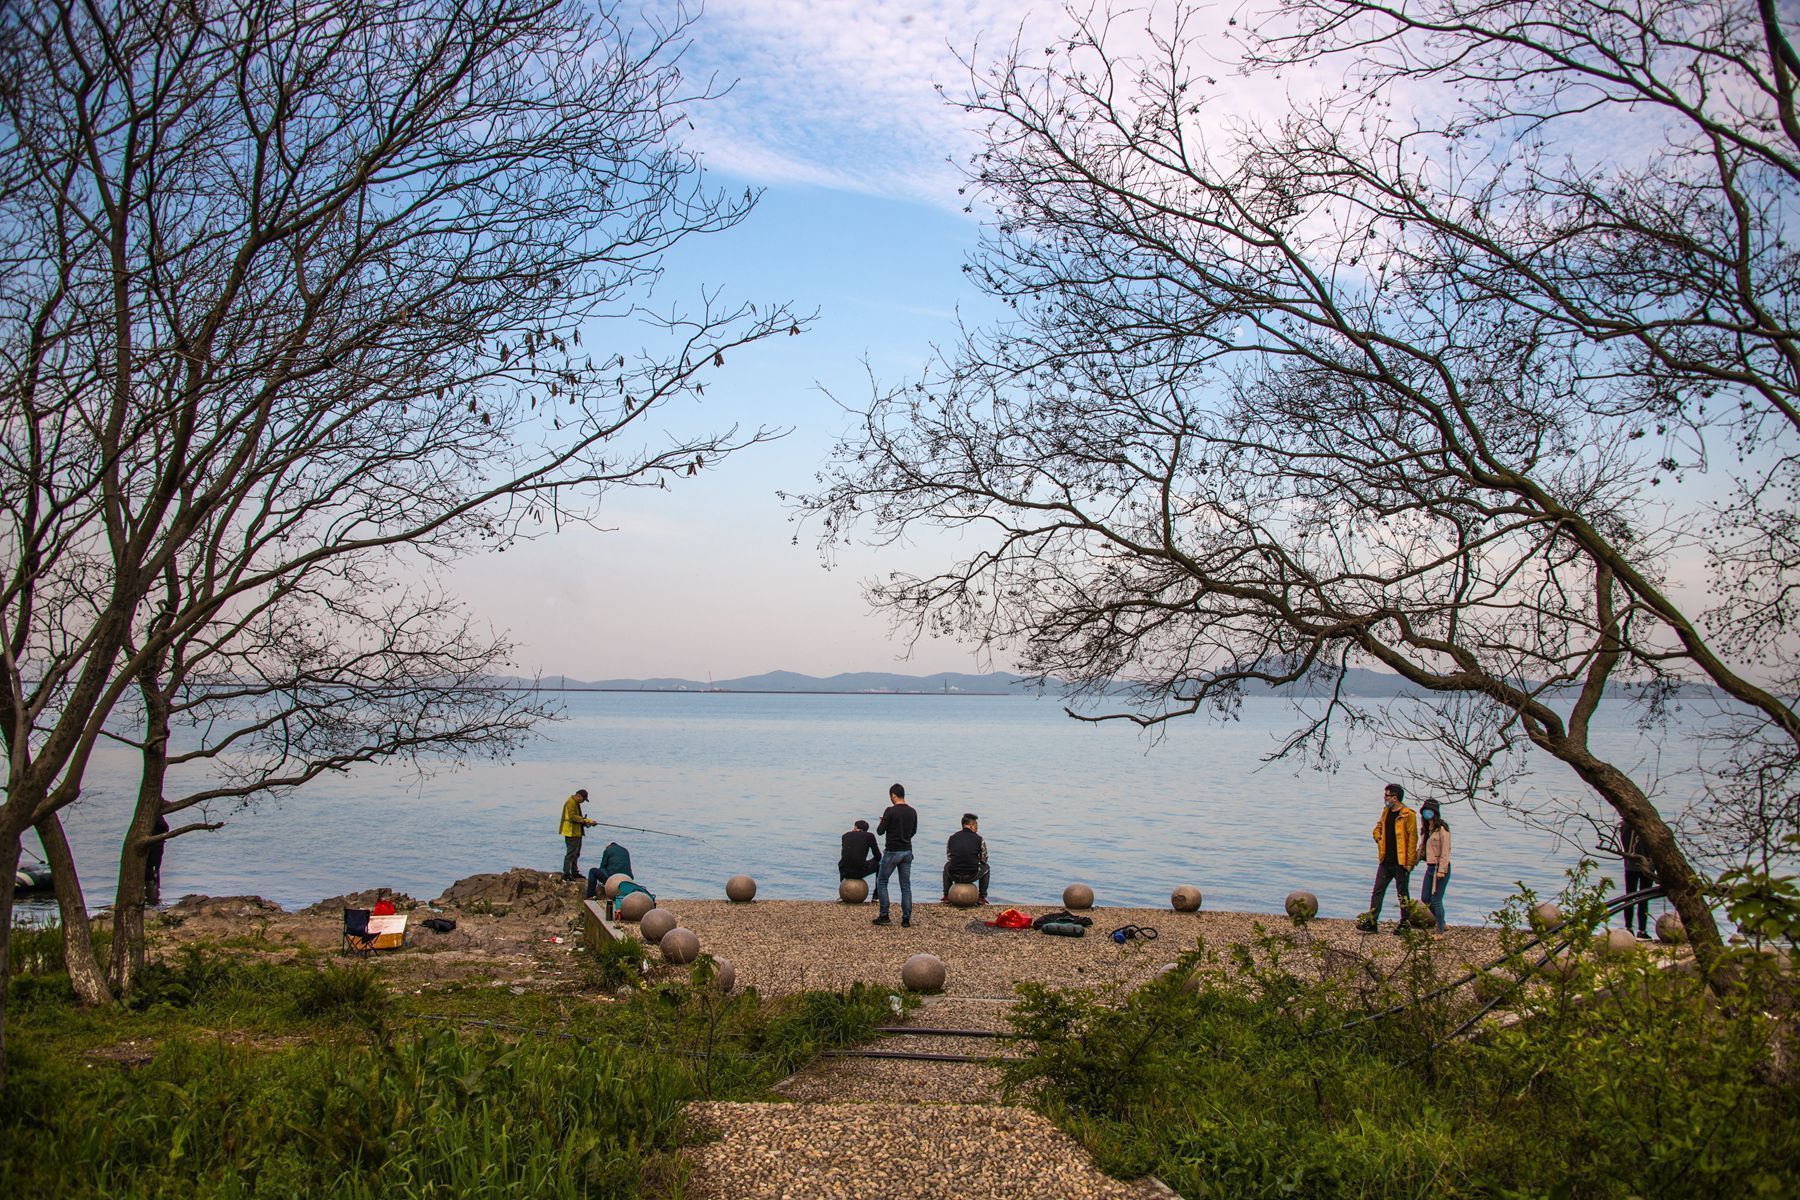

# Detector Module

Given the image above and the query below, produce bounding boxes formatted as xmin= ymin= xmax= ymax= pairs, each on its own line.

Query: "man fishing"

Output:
xmin=559 ymin=788 xmax=598 ymax=881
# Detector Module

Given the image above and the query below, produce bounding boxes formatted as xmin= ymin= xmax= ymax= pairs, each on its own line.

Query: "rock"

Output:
xmin=300 ymin=889 xmax=417 ymax=915
xmin=617 ymin=891 xmax=654 ymax=922
xmin=661 ymin=926 xmax=699 ymax=964
xmin=1655 ymin=912 xmax=1686 ymax=944
xmin=162 ymin=895 xmax=287 ymax=921
xmin=640 ymin=907 xmax=678 ymax=944
xmin=706 ymin=955 xmax=736 ymax=992
xmin=434 ymin=869 xmax=572 ymax=917
xmin=1170 ymin=885 xmax=1202 ymax=912
xmin=1284 ymin=890 xmax=1319 ymax=925
xmin=726 ymin=875 xmax=757 ymax=902
xmin=946 ymin=882 xmax=981 ymax=907
xmin=838 ymin=878 xmax=869 ymax=904
xmin=1603 ymin=927 xmax=1640 ymax=957
xmin=1530 ymin=901 xmax=1563 ymax=931
xmin=1400 ymin=898 xmax=1436 ymax=929
xmin=1062 ymin=883 xmax=1094 ymax=910
xmin=605 ymin=873 xmax=633 ymax=899
xmin=901 ymin=952 xmax=946 ymax=993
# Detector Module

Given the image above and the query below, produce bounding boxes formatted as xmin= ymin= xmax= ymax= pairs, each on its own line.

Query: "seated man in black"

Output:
xmin=943 ymin=812 xmax=990 ymax=902
xmin=838 ymin=819 xmax=880 ymax=884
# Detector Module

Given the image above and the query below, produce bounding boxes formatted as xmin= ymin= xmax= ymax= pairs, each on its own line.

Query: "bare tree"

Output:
xmin=802 ymin=0 xmax=1800 ymax=982
xmin=0 ymin=0 xmax=808 ymax=1084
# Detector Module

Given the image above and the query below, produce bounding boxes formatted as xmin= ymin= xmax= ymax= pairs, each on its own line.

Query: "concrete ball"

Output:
xmin=1655 ymin=912 xmax=1686 ymax=944
xmin=946 ymin=882 xmax=982 ymax=907
xmin=639 ymin=907 xmax=678 ymax=944
xmin=838 ymin=877 xmax=869 ymax=904
xmin=617 ymin=890 xmax=654 ymax=922
xmin=1170 ymin=885 xmax=1202 ymax=912
xmin=1181 ymin=968 xmax=1205 ymax=995
xmin=1530 ymin=901 xmax=1563 ymax=931
xmin=726 ymin=874 xmax=757 ymax=902
xmin=1603 ymin=927 xmax=1640 ymax=957
xmin=604 ymin=873 xmax=633 ymax=899
xmin=660 ymin=926 xmax=699 ymax=964
xmin=1062 ymin=883 xmax=1095 ymax=910
xmin=901 ymin=952 xmax=946 ymax=993
xmin=1284 ymin=890 xmax=1319 ymax=925
xmin=1155 ymin=962 xmax=1179 ymax=982
xmin=707 ymin=956 xmax=736 ymax=992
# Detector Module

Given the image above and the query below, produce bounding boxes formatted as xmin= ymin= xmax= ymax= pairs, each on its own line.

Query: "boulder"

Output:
xmin=433 ymin=869 xmax=572 ymax=917
xmin=617 ymin=890 xmax=654 ymax=922
xmin=1170 ymin=885 xmax=1202 ymax=913
xmin=1284 ymin=890 xmax=1319 ymax=926
xmin=839 ymin=877 xmax=869 ymax=904
xmin=726 ymin=875 xmax=757 ymax=902
xmin=1655 ymin=912 xmax=1686 ymax=944
xmin=301 ymin=889 xmax=417 ymax=916
xmin=661 ymin=926 xmax=699 ymax=964
xmin=901 ymin=952 xmax=946 ymax=993
xmin=946 ymin=882 xmax=982 ymax=907
xmin=1062 ymin=883 xmax=1095 ymax=910
xmin=639 ymin=907 xmax=678 ymax=944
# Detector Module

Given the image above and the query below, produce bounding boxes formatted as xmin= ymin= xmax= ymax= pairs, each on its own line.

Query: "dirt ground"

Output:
xmin=147 ymin=867 xmax=1523 ymax=999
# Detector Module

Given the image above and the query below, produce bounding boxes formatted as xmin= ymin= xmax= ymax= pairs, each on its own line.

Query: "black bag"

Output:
xmin=421 ymin=917 xmax=457 ymax=933
xmin=1031 ymin=909 xmax=1093 ymax=930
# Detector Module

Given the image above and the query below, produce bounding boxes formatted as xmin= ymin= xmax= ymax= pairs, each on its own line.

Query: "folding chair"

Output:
xmin=343 ymin=908 xmax=379 ymax=954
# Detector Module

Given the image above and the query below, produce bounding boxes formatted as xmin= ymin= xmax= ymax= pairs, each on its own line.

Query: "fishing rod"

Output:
xmin=585 ymin=819 xmax=713 ymax=846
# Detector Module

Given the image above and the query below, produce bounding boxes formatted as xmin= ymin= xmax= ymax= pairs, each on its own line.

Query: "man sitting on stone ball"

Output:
xmin=839 ymin=819 xmax=880 ymax=884
xmin=943 ymin=812 xmax=990 ymax=903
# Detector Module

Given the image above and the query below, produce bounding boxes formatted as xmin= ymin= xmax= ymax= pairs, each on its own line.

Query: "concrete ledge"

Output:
xmin=581 ymin=898 xmax=624 ymax=951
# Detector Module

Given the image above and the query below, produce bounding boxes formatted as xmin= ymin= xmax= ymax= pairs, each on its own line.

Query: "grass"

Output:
xmin=2 ymin=932 xmax=893 ymax=1199
xmin=1002 ymin=877 xmax=1800 ymax=1200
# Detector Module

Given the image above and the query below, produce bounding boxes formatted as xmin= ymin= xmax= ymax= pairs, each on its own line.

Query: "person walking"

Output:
xmin=839 ymin=819 xmax=881 ymax=886
xmin=942 ymin=812 xmax=990 ymax=902
xmin=1618 ymin=819 xmax=1654 ymax=939
xmin=1360 ymin=782 xmax=1419 ymax=933
xmin=559 ymin=788 xmax=597 ymax=881
xmin=872 ymin=783 xmax=917 ymax=927
xmin=1420 ymin=812 xmax=1452 ymax=937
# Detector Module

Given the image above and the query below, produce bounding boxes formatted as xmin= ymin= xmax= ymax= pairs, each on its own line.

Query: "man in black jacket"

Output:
xmin=838 ymin=819 xmax=880 ymax=887
xmin=872 ymin=783 xmax=917 ymax=927
xmin=943 ymin=813 xmax=990 ymax=902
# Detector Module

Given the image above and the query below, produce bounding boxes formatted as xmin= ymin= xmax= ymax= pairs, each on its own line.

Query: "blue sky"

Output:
xmin=445 ymin=2 xmax=1079 ymax=680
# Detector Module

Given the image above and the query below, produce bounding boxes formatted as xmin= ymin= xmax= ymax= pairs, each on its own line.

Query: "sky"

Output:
xmin=446 ymin=1 xmax=1116 ymax=681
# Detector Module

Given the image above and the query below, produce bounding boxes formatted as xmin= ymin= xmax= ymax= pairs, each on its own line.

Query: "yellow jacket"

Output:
xmin=560 ymin=794 xmax=595 ymax=839
xmin=1371 ymin=805 xmax=1419 ymax=868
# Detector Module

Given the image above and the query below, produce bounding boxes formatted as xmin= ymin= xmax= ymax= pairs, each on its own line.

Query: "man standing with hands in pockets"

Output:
xmin=872 ymin=783 xmax=917 ymax=928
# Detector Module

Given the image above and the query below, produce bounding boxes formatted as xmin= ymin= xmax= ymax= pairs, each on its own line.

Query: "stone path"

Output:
xmin=679 ymin=996 xmax=1175 ymax=1199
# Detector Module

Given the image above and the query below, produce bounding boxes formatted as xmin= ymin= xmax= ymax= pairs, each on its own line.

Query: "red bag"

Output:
xmin=372 ymin=899 xmax=397 ymax=916
xmin=986 ymin=907 xmax=1032 ymax=929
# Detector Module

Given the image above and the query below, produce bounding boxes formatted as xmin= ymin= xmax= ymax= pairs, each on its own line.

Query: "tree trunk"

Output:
xmin=0 ymin=834 xmax=20 ymax=1094
xmin=111 ymin=680 xmax=172 ymax=997
xmin=35 ymin=813 xmax=114 ymax=1007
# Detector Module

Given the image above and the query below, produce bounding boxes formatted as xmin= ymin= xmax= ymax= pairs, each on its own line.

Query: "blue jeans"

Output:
xmin=876 ymin=849 xmax=913 ymax=919
xmin=1422 ymin=865 xmax=1451 ymax=932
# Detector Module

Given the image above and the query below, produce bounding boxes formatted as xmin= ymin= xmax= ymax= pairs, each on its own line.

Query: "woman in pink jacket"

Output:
xmin=1420 ymin=814 xmax=1452 ymax=937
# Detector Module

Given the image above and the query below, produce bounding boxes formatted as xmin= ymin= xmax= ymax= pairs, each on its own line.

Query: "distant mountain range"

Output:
xmin=502 ymin=666 xmax=1720 ymax=699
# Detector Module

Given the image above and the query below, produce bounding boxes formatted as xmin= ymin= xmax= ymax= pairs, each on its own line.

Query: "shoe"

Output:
xmin=871 ymin=916 xmax=891 ymax=926
xmin=1390 ymin=926 xmax=1407 ymax=935
xmin=902 ymin=917 xmax=911 ymax=928
xmin=1636 ymin=930 xmax=1652 ymax=940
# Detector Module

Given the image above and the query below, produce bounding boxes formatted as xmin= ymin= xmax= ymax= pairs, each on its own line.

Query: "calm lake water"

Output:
xmin=25 ymin=691 xmax=1700 ymax=925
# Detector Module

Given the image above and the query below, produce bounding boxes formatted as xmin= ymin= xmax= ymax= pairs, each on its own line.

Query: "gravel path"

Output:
xmin=682 ymin=1101 xmax=1171 ymax=1200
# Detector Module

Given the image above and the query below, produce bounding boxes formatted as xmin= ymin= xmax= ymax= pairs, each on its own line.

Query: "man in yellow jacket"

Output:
xmin=560 ymin=789 xmax=597 ymax=881
xmin=1361 ymin=783 xmax=1418 ymax=933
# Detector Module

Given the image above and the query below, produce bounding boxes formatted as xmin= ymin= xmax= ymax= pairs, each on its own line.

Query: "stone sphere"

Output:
xmin=604 ymin=873 xmax=632 ymax=899
xmin=1062 ymin=883 xmax=1095 ymax=910
xmin=1155 ymin=962 xmax=1179 ymax=982
xmin=1285 ymin=891 xmax=1319 ymax=925
xmin=660 ymin=926 xmax=699 ymax=964
xmin=726 ymin=874 xmax=757 ymax=902
xmin=639 ymin=907 xmax=678 ymax=944
xmin=1530 ymin=901 xmax=1563 ymax=931
xmin=1603 ymin=927 xmax=1640 ymax=957
xmin=839 ymin=877 xmax=869 ymax=903
xmin=946 ymin=882 xmax=982 ymax=907
xmin=1170 ymin=885 xmax=1202 ymax=913
xmin=1655 ymin=912 xmax=1686 ymax=944
xmin=707 ymin=956 xmax=736 ymax=992
xmin=901 ymin=952 xmax=946 ymax=993
xmin=617 ymin=890 xmax=654 ymax=922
